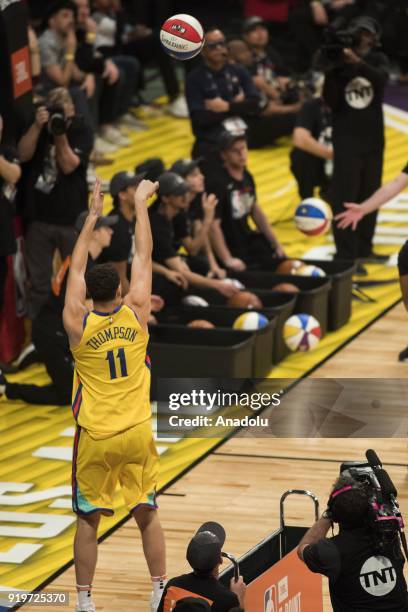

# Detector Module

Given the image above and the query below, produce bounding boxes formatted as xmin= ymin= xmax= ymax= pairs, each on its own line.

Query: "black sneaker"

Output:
xmin=398 ymin=346 xmax=408 ymax=362
xmin=361 ymin=252 xmax=389 ymax=263
xmin=354 ymin=263 xmax=368 ymax=277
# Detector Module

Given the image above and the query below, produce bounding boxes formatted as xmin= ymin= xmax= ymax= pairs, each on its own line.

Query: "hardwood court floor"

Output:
xmin=26 ymin=303 xmax=408 ymax=611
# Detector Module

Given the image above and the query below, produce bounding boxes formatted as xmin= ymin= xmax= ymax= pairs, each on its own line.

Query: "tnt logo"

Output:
xmin=171 ymin=24 xmax=186 ymax=34
xmin=344 ymin=77 xmax=374 ymax=109
xmin=359 ymin=555 xmax=397 ymax=596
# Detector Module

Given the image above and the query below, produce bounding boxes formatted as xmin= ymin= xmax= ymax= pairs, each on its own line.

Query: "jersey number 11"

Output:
xmin=106 ymin=348 xmax=128 ymax=379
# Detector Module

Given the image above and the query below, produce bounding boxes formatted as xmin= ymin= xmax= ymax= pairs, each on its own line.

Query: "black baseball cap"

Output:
xmin=242 ymin=16 xmax=267 ymax=33
xmin=75 ymin=211 xmax=118 ymax=232
xmin=135 ymin=158 xmax=165 ymax=182
xmin=109 ymin=171 xmax=145 ymax=197
xmin=186 ymin=522 xmax=226 ymax=571
xmin=218 ymin=130 xmax=247 ymax=151
xmin=170 ymin=158 xmax=203 ymax=178
xmin=349 ymin=16 xmax=381 ymax=36
xmin=174 ymin=598 xmax=211 ymax=611
xmin=158 ymin=172 xmax=189 ymax=197
xmin=46 ymin=0 xmax=77 ymax=21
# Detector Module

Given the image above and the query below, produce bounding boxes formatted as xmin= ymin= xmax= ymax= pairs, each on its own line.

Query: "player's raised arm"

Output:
xmin=63 ymin=179 xmax=104 ymax=345
xmin=124 ymin=179 xmax=159 ymax=330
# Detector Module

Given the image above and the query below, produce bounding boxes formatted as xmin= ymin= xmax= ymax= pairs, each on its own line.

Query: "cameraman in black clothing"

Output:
xmin=323 ymin=16 xmax=389 ymax=264
xmin=298 ymin=474 xmax=408 ymax=612
xmin=18 ymin=87 xmax=93 ymax=319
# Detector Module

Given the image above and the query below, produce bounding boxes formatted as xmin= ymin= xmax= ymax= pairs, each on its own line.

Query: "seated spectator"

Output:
xmin=38 ymin=0 xmax=94 ymax=127
xmin=74 ymin=0 xmax=131 ymax=152
xmin=0 ymin=115 xmax=21 ymax=313
xmin=209 ymin=132 xmax=286 ymax=272
xmin=170 ymin=158 xmax=227 ymax=279
xmin=149 ymin=172 xmax=238 ymax=300
xmin=158 ymin=522 xmax=246 ymax=611
xmin=97 ymin=171 xmax=145 ymax=293
xmin=18 ymin=87 xmax=93 ymax=319
xmin=185 ymin=27 xmax=260 ymax=159
xmin=0 ymin=210 xmax=116 ymax=406
xmin=290 ymin=86 xmax=333 ymax=200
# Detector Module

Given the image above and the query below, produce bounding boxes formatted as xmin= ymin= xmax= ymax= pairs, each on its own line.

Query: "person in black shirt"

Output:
xmin=208 ymin=132 xmax=286 ymax=272
xmin=323 ymin=16 xmax=389 ymax=264
xmin=18 ymin=88 xmax=93 ymax=319
xmin=97 ymin=170 xmax=145 ymax=292
xmin=158 ymin=522 xmax=246 ymax=612
xmin=185 ymin=28 xmax=260 ymax=161
xmin=0 ymin=211 xmax=116 ymax=406
xmin=149 ymin=172 xmax=238 ymax=301
xmin=290 ymin=95 xmax=333 ymax=200
xmin=0 ymin=115 xmax=21 ymax=313
xmin=170 ymin=158 xmax=225 ymax=279
xmin=298 ymin=474 xmax=408 ymax=612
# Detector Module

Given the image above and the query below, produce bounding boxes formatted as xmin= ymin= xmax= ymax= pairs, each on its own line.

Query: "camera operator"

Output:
xmin=298 ymin=474 xmax=408 ymax=611
xmin=322 ymin=16 xmax=389 ymax=267
xmin=18 ymin=87 xmax=93 ymax=319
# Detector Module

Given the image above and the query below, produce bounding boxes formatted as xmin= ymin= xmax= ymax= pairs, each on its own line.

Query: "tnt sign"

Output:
xmin=11 ymin=46 xmax=32 ymax=99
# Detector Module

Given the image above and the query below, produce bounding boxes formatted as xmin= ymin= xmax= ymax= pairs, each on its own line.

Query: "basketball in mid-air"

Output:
xmin=160 ymin=14 xmax=204 ymax=60
xmin=294 ymin=198 xmax=332 ymax=236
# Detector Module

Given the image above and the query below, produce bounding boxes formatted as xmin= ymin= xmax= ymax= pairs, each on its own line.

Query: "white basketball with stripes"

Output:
xmin=294 ymin=198 xmax=333 ymax=236
xmin=160 ymin=14 xmax=204 ymax=60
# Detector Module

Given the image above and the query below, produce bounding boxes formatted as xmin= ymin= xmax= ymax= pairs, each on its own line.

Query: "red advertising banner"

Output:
xmin=11 ymin=45 xmax=32 ymax=99
xmin=245 ymin=548 xmax=323 ymax=612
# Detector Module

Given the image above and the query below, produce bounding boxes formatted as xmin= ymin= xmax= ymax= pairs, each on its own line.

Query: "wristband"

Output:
xmin=86 ymin=32 xmax=96 ymax=43
xmin=65 ymin=53 xmax=75 ymax=61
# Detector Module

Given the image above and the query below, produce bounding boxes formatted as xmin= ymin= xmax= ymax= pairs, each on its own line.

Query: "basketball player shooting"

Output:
xmin=63 ymin=178 xmax=167 ymax=612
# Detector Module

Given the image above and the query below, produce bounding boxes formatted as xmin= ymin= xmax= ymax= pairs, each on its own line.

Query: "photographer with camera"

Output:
xmin=322 ymin=16 xmax=389 ymax=269
xmin=18 ymin=87 xmax=93 ymax=319
xmin=298 ymin=458 xmax=408 ymax=611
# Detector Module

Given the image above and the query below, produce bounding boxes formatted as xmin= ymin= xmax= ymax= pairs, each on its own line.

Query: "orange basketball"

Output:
xmin=272 ymin=283 xmax=300 ymax=293
xmin=226 ymin=291 xmax=263 ymax=309
xmin=187 ymin=319 xmax=215 ymax=329
xmin=275 ymin=259 xmax=303 ymax=275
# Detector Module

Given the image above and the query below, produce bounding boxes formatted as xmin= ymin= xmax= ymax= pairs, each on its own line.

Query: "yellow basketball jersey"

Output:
xmin=71 ymin=304 xmax=151 ymax=439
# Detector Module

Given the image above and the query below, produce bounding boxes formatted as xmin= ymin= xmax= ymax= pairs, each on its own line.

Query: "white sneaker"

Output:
xmin=94 ymin=136 xmax=118 ymax=154
xmin=167 ymin=95 xmax=189 ymax=118
xmin=118 ymin=113 xmax=149 ymax=131
xmin=100 ymin=126 xmax=131 ymax=147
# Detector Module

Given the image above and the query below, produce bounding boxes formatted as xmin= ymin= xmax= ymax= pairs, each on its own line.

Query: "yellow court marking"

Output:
xmin=0 ymin=107 xmax=407 ymax=593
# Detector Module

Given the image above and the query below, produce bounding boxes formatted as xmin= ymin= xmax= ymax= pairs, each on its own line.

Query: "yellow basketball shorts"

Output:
xmin=72 ymin=419 xmax=159 ymax=516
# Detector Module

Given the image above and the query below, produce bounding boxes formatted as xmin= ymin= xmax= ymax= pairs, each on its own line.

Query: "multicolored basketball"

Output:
xmin=283 ymin=314 xmax=321 ymax=352
xmin=233 ymin=312 xmax=268 ymax=331
xmin=294 ymin=198 xmax=332 ymax=236
xmin=160 ymin=14 xmax=204 ymax=60
xmin=295 ymin=264 xmax=326 ymax=278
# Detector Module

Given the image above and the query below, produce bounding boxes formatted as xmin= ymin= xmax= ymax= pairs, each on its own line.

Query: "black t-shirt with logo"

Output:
xmin=323 ymin=51 xmax=389 ymax=155
xmin=291 ymin=97 xmax=332 ymax=164
xmin=303 ymin=528 xmax=408 ymax=611
xmin=97 ymin=209 xmax=134 ymax=276
xmin=207 ymin=165 xmax=257 ymax=256
xmin=23 ymin=116 xmax=93 ymax=226
xmin=157 ymin=573 xmax=239 ymax=612
xmin=0 ymin=144 xmax=19 ymax=256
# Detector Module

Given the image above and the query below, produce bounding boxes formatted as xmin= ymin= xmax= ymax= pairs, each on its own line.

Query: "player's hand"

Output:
xmin=135 ymin=179 xmax=159 ymax=202
xmin=230 ymin=576 xmax=246 ymax=606
xmin=89 ymin=178 xmax=104 ymax=218
xmin=224 ymin=256 xmax=247 ymax=271
xmin=151 ymin=294 xmax=165 ymax=312
xmin=214 ymin=279 xmax=239 ymax=298
xmin=165 ymin=269 xmax=188 ymax=290
xmin=335 ymin=203 xmax=364 ymax=230
xmin=35 ymin=106 xmax=50 ymax=128
xmin=202 ymin=192 xmax=218 ymax=221
xmin=204 ymin=97 xmax=230 ymax=112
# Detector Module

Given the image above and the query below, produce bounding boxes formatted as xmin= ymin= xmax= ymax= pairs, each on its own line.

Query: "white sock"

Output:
xmin=152 ymin=575 xmax=167 ymax=596
xmin=77 ymin=585 xmax=93 ymax=609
